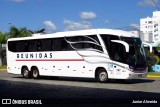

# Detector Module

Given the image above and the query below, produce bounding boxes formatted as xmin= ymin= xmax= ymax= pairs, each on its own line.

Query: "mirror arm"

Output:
xmin=111 ymin=40 xmax=129 ymax=52
xmin=143 ymin=42 xmax=152 ymax=53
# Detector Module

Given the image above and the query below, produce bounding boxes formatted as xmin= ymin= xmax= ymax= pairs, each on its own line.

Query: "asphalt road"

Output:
xmin=0 ymin=70 xmax=160 ymax=106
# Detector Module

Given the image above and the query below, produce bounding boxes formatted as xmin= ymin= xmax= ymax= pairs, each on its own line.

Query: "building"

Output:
xmin=140 ymin=11 xmax=160 ymax=47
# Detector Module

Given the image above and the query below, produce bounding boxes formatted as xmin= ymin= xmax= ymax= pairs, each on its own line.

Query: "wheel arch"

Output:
xmin=31 ymin=66 xmax=39 ymax=75
xmin=95 ymin=67 xmax=108 ymax=78
xmin=21 ymin=65 xmax=29 ymax=75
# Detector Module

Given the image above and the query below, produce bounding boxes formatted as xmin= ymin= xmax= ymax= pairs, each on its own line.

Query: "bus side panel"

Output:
xmin=7 ymin=61 xmax=21 ymax=75
xmin=7 ymin=50 xmax=114 ymax=79
xmin=38 ymin=51 xmax=96 ymax=78
xmin=7 ymin=51 xmax=21 ymax=75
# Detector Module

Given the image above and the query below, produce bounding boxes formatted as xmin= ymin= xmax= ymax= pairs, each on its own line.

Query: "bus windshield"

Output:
xmin=121 ymin=37 xmax=146 ymax=69
xmin=100 ymin=35 xmax=147 ymax=69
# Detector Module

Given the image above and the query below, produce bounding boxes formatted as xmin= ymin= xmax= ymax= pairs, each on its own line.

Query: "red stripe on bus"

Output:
xmin=16 ymin=59 xmax=85 ymax=61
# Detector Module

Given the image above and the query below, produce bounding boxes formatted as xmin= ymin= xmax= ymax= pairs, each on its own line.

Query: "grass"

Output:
xmin=0 ymin=65 xmax=7 ymax=69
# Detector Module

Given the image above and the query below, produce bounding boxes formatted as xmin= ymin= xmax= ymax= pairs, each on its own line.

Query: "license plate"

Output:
xmin=138 ymin=74 xmax=142 ymax=77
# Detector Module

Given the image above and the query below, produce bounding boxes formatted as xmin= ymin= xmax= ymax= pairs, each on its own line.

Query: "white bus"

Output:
xmin=7 ymin=29 xmax=152 ymax=82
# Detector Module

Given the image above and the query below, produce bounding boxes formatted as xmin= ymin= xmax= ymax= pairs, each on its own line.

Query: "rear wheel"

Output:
xmin=22 ymin=67 xmax=30 ymax=79
xmin=32 ymin=67 xmax=39 ymax=79
xmin=97 ymin=68 xmax=109 ymax=83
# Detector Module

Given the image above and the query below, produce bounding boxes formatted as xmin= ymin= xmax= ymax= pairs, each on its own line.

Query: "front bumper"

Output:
xmin=127 ymin=71 xmax=147 ymax=79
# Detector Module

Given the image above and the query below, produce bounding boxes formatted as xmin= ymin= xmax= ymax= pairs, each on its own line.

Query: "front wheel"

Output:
xmin=97 ymin=68 xmax=109 ymax=83
xmin=32 ymin=68 xmax=39 ymax=79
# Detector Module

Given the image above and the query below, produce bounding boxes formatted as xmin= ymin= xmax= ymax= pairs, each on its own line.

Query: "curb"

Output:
xmin=0 ymin=69 xmax=7 ymax=71
xmin=147 ymin=75 xmax=160 ymax=78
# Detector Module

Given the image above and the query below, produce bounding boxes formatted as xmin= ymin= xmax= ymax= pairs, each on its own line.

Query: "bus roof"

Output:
xmin=8 ymin=29 xmax=138 ymax=41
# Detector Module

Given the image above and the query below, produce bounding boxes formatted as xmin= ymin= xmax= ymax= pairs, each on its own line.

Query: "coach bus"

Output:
xmin=7 ymin=29 xmax=152 ymax=82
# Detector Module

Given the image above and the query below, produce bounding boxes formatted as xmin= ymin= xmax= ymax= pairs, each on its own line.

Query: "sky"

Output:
xmin=0 ymin=0 xmax=159 ymax=33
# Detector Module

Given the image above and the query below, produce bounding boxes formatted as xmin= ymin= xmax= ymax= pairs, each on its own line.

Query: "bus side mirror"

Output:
xmin=142 ymin=42 xmax=152 ymax=53
xmin=111 ymin=40 xmax=129 ymax=52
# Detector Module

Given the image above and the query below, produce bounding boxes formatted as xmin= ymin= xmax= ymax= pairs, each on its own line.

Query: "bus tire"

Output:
xmin=32 ymin=67 xmax=39 ymax=79
xmin=97 ymin=68 xmax=109 ymax=83
xmin=22 ymin=67 xmax=30 ymax=79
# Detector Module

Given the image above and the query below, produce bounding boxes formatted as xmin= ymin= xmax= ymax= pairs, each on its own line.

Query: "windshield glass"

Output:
xmin=121 ymin=37 xmax=146 ymax=68
xmin=100 ymin=34 xmax=146 ymax=69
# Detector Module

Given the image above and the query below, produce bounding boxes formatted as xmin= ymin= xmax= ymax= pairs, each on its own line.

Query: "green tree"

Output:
xmin=156 ymin=43 xmax=160 ymax=52
xmin=9 ymin=26 xmax=31 ymax=38
xmin=0 ymin=32 xmax=6 ymax=66
xmin=146 ymin=50 xmax=159 ymax=72
xmin=28 ymin=28 xmax=45 ymax=34
xmin=0 ymin=32 xmax=5 ymax=44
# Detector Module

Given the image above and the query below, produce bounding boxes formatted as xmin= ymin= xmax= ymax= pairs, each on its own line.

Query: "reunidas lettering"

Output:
xmin=17 ymin=53 xmax=53 ymax=59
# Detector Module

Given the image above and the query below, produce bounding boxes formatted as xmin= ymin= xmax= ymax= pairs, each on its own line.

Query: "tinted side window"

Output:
xmin=8 ymin=38 xmax=73 ymax=52
xmin=66 ymin=35 xmax=99 ymax=43
xmin=8 ymin=41 xmax=29 ymax=52
xmin=16 ymin=41 xmax=27 ymax=52
xmin=110 ymin=43 xmax=126 ymax=63
xmin=88 ymin=35 xmax=101 ymax=44
xmin=61 ymin=38 xmax=73 ymax=51
xmin=52 ymin=38 xmax=73 ymax=51
xmin=52 ymin=38 xmax=61 ymax=51
xmin=37 ymin=40 xmax=42 ymax=51
xmin=100 ymin=34 xmax=119 ymax=50
xmin=88 ymin=35 xmax=102 ymax=51
xmin=29 ymin=40 xmax=37 ymax=52
xmin=100 ymin=34 xmax=126 ymax=62
xmin=42 ymin=39 xmax=52 ymax=51
xmin=8 ymin=41 xmax=17 ymax=52
xmin=66 ymin=35 xmax=103 ymax=51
